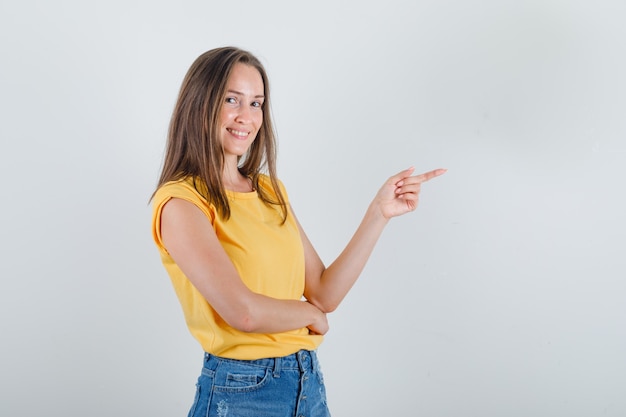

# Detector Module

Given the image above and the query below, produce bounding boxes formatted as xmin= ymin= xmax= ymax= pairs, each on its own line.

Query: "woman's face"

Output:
xmin=219 ymin=63 xmax=264 ymax=159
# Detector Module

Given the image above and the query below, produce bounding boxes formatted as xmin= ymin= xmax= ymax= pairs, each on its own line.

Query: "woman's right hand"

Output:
xmin=307 ymin=304 xmax=329 ymax=335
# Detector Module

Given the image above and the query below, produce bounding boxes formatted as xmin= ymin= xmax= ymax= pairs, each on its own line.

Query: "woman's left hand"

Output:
xmin=374 ymin=167 xmax=447 ymax=219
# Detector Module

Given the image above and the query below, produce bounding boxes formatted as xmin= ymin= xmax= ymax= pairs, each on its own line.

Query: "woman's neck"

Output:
xmin=222 ymin=165 xmax=255 ymax=193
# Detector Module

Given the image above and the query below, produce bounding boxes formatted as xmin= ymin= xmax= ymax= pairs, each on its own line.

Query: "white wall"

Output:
xmin=1 ymin=1 xmax=625 ymax=416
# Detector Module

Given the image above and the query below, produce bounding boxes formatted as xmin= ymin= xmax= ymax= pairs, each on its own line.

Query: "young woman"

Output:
xmin=151 ymin=46 xmax=446 ymax=417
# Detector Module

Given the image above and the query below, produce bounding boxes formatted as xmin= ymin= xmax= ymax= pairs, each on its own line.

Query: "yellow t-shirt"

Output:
xmin=151 ymin=175 xmax=323 ymax=359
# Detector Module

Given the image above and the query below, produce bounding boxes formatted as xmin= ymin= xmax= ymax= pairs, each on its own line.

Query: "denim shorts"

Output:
xmin=187 ymin=350 xmax=331 ymax=417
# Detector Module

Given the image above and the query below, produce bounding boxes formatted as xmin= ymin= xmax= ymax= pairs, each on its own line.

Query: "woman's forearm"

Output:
xmin=304 ymin=167 xmax=446 ymax=313
xmin=233 ymin=294 xmax=328 ymax=335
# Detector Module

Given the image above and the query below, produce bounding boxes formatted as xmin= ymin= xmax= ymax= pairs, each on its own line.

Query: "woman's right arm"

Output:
xmin=159 ymin=197 xmax=328 ymax=335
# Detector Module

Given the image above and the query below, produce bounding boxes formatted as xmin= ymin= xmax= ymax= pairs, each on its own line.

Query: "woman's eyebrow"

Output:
xmin=226 ymin=89 xmax=265 ymax=99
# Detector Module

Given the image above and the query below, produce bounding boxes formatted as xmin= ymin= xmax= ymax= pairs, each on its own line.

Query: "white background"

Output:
xmin=1 ymin=1 xmax=625 ymax=416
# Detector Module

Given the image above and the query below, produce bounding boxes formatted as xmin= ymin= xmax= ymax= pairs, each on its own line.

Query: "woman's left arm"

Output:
xmin=298 ymin=167 xmax=446 ymax=313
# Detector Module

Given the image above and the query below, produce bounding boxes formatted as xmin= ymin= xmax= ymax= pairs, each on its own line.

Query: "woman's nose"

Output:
xmin=235 ymin=105 xmax=251 ymax=122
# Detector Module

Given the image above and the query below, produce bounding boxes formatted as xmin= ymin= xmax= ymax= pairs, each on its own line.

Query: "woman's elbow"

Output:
xmin=321 ymin=302 xmax=339 ymax=314
xmin=219 ymin=302 xmax=261 ymax=333
xmin=226 ymin=310 xmax=261 ymax=333
xmin=307 ymin=296 xmax=338 ymax=314
xmin=234 ymin=315 xmax=257 ymax=333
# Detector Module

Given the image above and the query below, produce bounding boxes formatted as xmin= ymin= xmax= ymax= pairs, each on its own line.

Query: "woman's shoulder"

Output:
xmin=257 ymin=174 xmax=288 ymax=194
xmin=257 ymin=173 xmax=275 ymax=185
xmin=154 ymin=176 xmax=209 ymax=203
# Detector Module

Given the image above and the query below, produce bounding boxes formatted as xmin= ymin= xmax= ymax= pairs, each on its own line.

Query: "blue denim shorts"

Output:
xmin=187 ymin=350 xmax=331 ymax=417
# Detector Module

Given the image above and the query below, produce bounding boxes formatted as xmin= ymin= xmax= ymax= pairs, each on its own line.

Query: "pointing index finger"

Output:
xmin=415 ymin=168 xmax=447 ymax=183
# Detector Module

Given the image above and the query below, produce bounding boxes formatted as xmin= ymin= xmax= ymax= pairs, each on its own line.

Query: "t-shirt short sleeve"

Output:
xmin=151 ymin=180 xmax=216 ymax=253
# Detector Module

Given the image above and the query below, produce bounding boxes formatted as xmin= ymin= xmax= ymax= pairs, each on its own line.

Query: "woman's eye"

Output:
xmin=251 ymin=101 xmax=262 ymax=108
xmin=225 ymin=97 xmax=237 ymax=104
